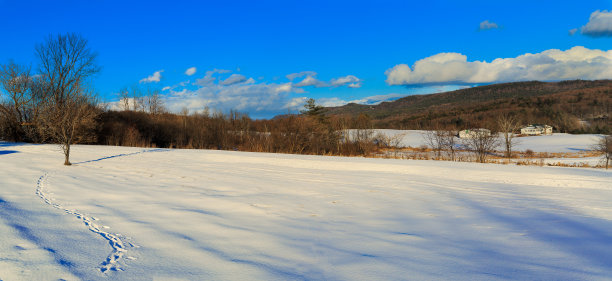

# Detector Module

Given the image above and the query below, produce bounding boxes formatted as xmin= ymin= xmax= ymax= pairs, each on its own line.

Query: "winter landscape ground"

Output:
xmin=1 ymin=133 xmax=611 ymax=280
xmin=368 ymin=130 xmax=605 ymax=167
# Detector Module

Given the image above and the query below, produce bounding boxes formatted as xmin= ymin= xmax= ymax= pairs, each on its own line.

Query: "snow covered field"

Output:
xmin=367 ymin=130 xmax=605 ymax=166
xmin=1 ymin=142 xmax=612 ymax=280
xmin=370 ymin=129 xmax=601 ymax=153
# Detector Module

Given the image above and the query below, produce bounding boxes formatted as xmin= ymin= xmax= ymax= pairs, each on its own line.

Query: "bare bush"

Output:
xmin=442 ymin=130 xmax=458 ymax=161
xmin=423 ymin=126 xmax=446 ymax=159
xmin=463 ymin=129 xmax=499 ymax=163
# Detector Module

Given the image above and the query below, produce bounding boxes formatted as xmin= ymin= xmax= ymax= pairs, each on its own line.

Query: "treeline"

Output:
xmin=96 ymin=100 xmax=385 ymax=156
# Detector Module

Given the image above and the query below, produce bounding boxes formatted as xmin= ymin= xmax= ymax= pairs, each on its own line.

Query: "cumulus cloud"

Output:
xmin=185 ymin=67 xmax=197 ymax=76
xmin=580 ymin=10 xmax=612 ymax=37
xmin=385 ymin=46 xmax=612 ymax=85
xmin=158 ymin=70 xmax=306 ymax=118
xmin=195 ymin=68 xmax=231 ymax=86
xmin=288 ymin=73 xmax=362 ymax=88
xmin=283 ymin=97 xmax=308 ymax=109
xmin=140 ymin=70 xmax=163 ymax=83
xmin=221 ymin=74 xmax=248 ymax=86
xmin=330 ymin=75 xmax=362 ymax=88
xmin=294 ymin=75 xmax=326 ymax=87
xmin=286 ymin=71 xmax=317 ymax=81
xmin=127 ymin=68 xmax=370 ymax=117
xmin=479 ymin=20 xmax=499 ymax=31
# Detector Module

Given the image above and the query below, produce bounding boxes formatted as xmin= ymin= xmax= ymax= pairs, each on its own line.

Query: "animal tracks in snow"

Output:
xmin=37 ymin=172 xmax=131 ymax=273
xmin=35 ymin=148 xmax=167 ymax=274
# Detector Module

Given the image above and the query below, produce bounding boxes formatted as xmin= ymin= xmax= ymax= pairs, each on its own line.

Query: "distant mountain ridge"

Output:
xmin=325 ymin=80 xmax=612 ymax=133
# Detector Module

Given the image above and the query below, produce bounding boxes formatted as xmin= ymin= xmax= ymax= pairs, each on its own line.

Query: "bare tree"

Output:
xmin=497 ymin=114 xmax=520 ymax=158
xmin=0 ymin=61 xmax=33 ymax=141
xmin=442 ymin=129 xmax=458 ymax=161
xmin=131 ymin=85 xmax=144 ymax=112
xmin=423 ymin=125 xmax=446 ymax=159
xmin=35 ymin=33 xmax=101 ymax=165
xmin=119 ymin=87 xmax=130 ymax=110
xmin=463 ymin=129 xmax=499 ymax=163
xmin=145 ymin=87 xmax=165 ymax=115
xmin=593 ymin=135 xmax=612 ymax=169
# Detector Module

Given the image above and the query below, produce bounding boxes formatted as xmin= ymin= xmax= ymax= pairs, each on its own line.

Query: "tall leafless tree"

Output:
xmin=497 ymin=113 xmax=521 ymax=158
xmin=36 ymin=33 xmax=101 ymax=165
xmin=593 ymin=135 xmax=612 ymax=169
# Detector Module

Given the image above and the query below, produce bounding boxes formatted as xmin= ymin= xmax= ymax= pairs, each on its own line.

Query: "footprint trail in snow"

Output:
xmin=35 ymin=148 xmax=167 ymax=273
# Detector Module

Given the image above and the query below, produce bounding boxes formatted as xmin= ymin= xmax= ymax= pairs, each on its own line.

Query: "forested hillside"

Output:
xmin=326 ymin=80 xmax=612 ymax=133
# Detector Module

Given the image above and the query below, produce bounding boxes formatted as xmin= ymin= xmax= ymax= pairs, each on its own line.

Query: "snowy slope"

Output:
xmin=1 ymin=142 xmax=612 ymax=280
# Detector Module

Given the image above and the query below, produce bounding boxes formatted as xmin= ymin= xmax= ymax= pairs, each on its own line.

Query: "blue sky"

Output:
xmin=1 ymin=0 xmax=611 ymax=118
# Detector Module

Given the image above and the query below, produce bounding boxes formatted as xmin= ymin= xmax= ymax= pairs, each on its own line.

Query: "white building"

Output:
xmin=520 ymin=124 xmax=553 ymax=136
xmin=458 ymin=128 xmax=491 ymax=139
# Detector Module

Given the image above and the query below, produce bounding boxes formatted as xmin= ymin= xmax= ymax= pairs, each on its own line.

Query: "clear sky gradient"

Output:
xmin=1 ymin=0 xmax=611 ymax=118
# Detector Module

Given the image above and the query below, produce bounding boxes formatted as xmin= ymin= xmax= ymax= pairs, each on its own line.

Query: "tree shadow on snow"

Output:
xmin=444 ymin=192 xmax=612 ymax=279
xmin=0 ymin=150 xmax=18 ymax=155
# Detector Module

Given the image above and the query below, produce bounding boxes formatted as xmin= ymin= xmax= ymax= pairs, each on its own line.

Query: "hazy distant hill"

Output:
xmin=325 ymin=80 xmax=612 ymax=133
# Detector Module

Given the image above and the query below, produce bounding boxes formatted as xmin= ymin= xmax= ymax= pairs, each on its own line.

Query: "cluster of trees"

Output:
xmin=422 ymin=114 xmax=520 ymax=163
xmin=96 ymin=98 xmax=385 ymax=157
xmin=422 ymin=113 xmax=612 ymax=168
xmin=0 ymin=33 xmax=99 ymax=165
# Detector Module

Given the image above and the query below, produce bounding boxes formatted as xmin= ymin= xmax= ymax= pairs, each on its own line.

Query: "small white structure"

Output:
xmin=458 ymin=128 xmax=491 ymax=139
xmin=520 ymin=124 xmax=553 ymax=136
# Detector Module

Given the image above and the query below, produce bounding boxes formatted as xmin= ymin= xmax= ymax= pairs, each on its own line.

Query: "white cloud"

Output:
xmin=294 ymin=75 xmax=326 ymax=87
xmin=195 ymin=68 xmax=231 ymax=86
xmin=385 ymin=46 xmax=612 ymax=85
xmin=283 ymin=97 xmax=308 ymax=109
xmin=569 ymin=28 xmax=578 ymax=36
xmin=140 ymin=70 xmax=163 ymax=83
xmin=159 ymin=70 xmax=306 ymax=118
xmin=275 ymin=83 xmax=293 ymax=93
xmin=185 ymin=67 xmax=197 ymax=76
xmin=221 ymin=74 xmax=248 ymax=86
xmin=286 ymin=71 xmax=317 ymax=80
xmin=316 ymin=93 xmax=408 ymax=107
xmin=348 ymin=93 xmax=406 ymax=105
xmin=580 ymin=10 xmax=612 ymax=37
xmin=330 ymin=75 xmax=362 ymax=88
xmin=317 ymin=97 xmax=347 ymax=107
xmin=126 ymin=68 xmax=375 ymax=117
xmin=479 ymin=20 xmax=499 ymax=31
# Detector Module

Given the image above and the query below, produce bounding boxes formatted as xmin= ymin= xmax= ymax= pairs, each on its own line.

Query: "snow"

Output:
xmin=1 ymin=142 xmax=612 ymax=280
xmin=370 ymin=129 xmax=601 ymax=153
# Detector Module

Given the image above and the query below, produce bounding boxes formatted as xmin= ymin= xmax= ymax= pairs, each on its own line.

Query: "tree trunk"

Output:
xmin=64 ymin=144 xmax=71 ymax=166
